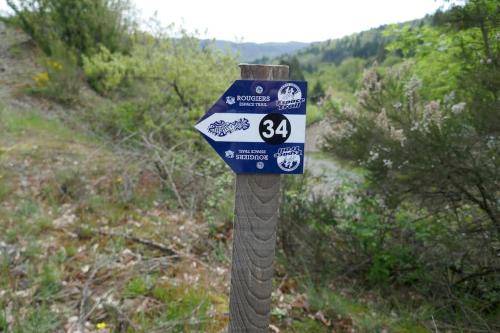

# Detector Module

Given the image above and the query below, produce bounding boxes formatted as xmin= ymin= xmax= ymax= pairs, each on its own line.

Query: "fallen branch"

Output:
xmin=97 ymin=229 xmax=178 ymax=257
xmin=97 ymin=228 xmax=210 ymax=268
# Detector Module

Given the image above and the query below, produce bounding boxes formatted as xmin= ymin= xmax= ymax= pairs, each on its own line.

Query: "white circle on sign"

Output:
xmin=256 ymin=161 xmax=264 ymax=169
xmin=277 ymin=153 xmax=301 ymax=172
xmin=255 ymin=86 xmax=264 ymax=94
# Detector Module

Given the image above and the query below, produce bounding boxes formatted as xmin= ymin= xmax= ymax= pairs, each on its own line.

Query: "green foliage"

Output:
xmin=83 ymin=45 xmax=143 ymax=94
xmin=319 ymin=2 xmax=500 ymax=329
xmin=203 ymin=167 xmax=233 ymax=235
xmin=35 ymin=263 xmax=62 ymax=302
xmin=15 ymin=306 xmax=60 ymax=333
xmin=6 ymin=0 xmax=134 ymax=57
xmin=124 ymin=277 xmax=150 ymax=298
xmin=385 ymin=25 xmax=462 ymax=99
xmin=305 ymin=287 xmax=429 ymax=333
xmin=281 ymin=175 xmax=430 ymax=286
xmin=0 ymin=309 xmax=7 ymax=332
xmin=14 ymin=198 xmax=38 ymax=219
xmin=310 ymin=80 xmax=325 ymax=104
xmin=310 ymin=57 xmax=366 ymax=97
xmin=279 ymin=56 xmax=305 ymax=81
xmin=84 ymin=27 xmax=238 ymax=148
xmin=149 ymin=284 xmax=212 ymax=332
xmin=306 ymin=104 xmax=323 ymax=125
xmin=289 ymin=19 xmax=430 ymax=71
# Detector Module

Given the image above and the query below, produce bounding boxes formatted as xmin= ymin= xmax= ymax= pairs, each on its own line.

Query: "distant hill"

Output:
xmin=201 ymin=40 xmax=309 ymax=63
xmin=258 ymin=15 xmax=433 ymax=71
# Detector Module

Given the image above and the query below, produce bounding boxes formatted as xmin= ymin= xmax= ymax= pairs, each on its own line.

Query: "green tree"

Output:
xmin=310 ymin=81 xmax=325 ymax=104
xmin=279 ymin=56 xmax=305 ymax=81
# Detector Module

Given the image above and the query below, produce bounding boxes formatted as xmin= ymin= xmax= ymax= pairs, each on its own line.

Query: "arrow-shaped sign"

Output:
xmin=195 ymin=80 xmax=307 ymax=174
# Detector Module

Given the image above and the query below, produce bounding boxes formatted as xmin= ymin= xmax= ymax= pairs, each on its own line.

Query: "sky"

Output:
xmin=0 ymin=0 xmax=450 ymax=43
xmin=133 ymin=0 xmax=446 ymax=43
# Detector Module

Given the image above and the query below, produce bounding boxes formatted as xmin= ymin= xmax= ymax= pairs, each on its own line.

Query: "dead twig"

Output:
xmin=97 ymin=228 xmax=210 ymax=269
xmin=97 ymin=229 xmax=178 ymax=256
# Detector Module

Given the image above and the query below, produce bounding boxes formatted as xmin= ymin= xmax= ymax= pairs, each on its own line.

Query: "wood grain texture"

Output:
xmin=228 ymin=64 xmax=289 ymax=332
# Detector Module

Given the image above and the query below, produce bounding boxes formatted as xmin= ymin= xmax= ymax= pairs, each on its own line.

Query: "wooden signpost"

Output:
xmin=228 ymin=64 xmax=289 ymax=332
xmin=195 ymin=64 xmax=307 ymax=332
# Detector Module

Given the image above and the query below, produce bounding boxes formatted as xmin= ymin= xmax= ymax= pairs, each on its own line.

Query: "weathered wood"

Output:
xmin=228 ymin=64 xmax=289 ymax=332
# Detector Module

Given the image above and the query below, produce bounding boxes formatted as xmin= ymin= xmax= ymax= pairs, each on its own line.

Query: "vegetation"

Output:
xmin=0 ymin=0 xmax=498 ymax=331
xmin=5 ymin=0 xmax=135 ymax=57
xmin=283 ymin=0 xmax=499 ymax=330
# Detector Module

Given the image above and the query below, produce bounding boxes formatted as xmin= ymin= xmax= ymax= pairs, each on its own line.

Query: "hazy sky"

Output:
xmin=134 ymin=0 xmax=446 ymax=43
xmin=1 ymin=0 xmax=449 ymax=43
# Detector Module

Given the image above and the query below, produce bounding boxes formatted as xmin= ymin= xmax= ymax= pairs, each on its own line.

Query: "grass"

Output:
xmin=0 ymin=98 xmax=233 ymax=332
xmin=15 ymin=306 xmax=61 ymax=333
xmin=0 ymin=105 xmax=72 ymax=139
xmin=123 ymin=282 xmax=227 ymax=332
xmin=304 ymin=286 xmax=430 ymax=333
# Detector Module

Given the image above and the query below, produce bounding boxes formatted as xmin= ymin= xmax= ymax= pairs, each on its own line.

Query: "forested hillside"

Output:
xmin=0 ymin=0 xmax=498 ymax=332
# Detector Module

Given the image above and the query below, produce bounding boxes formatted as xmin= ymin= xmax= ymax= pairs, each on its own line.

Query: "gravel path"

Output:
xmin=305 ymin=121 xmax=361 ymax=195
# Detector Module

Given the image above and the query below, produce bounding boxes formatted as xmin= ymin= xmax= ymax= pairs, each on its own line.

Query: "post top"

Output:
xmin=239 ymin=63 xmax=289 ymax=69
xmin=239 ymin=64 xmax=289 ymax=81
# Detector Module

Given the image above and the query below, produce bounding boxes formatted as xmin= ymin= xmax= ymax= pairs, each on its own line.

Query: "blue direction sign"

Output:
xmin=195 ymin=80 xmax=307 ymax=174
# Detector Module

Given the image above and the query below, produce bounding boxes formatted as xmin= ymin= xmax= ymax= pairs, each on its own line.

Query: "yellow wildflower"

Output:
xmin=47 ymin=59 xmax=63 ymax=71
xmin=96 ymin=322 xmax=108 ymax=330
xmin=33 ymin=72 xmax=49 ymax=86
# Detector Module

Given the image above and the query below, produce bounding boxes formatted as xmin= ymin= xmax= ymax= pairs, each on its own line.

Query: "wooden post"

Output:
xmin=228 ymin=64 xmax=289 ymax=332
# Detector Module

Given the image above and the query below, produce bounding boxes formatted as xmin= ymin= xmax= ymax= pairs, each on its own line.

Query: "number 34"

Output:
xmin=261 ymin=119 xmax=288 ymax=138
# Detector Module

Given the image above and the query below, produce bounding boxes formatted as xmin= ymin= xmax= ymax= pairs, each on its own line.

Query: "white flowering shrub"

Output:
xmin=324 ymin=62 xmax=498 ymax=221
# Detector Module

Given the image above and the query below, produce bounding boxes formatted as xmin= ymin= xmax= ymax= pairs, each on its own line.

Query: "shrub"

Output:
xmin=6 ymin=0 xmax=134 ymax=58
xmin=281 ymin=175 xmax=426 ymax=285
xmin=83 ymin=46 xmax=143 ymax=94
xmin=280 ymin=171 xmax=499 ymax=328
xmin=83 ymin=28 xmax=238 ymax=145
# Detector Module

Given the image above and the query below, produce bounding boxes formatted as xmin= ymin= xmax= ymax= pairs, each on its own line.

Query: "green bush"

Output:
xmin=83 ymin=45 xmax=143 ymax=94
xmin=281 ymin=175 xmax=427 ymax=286
xmin=280 ymin=170 xmax=498 ymax=329
xmin=84 ymin=30 xmax=238 ymax=143
xmin=6 ymin=0 xmax=134 ymax=58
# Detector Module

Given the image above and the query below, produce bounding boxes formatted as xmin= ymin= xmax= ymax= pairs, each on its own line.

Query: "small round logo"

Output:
xmin=274 ymin=147 xmax=302 ymax=172
xmin=255 ymin=86 xmax=264 ymax=94
xmin=277 ymin=83 xmax=305 ymax=110
xmin=256 ymin=161 xmax=264 ymax=169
